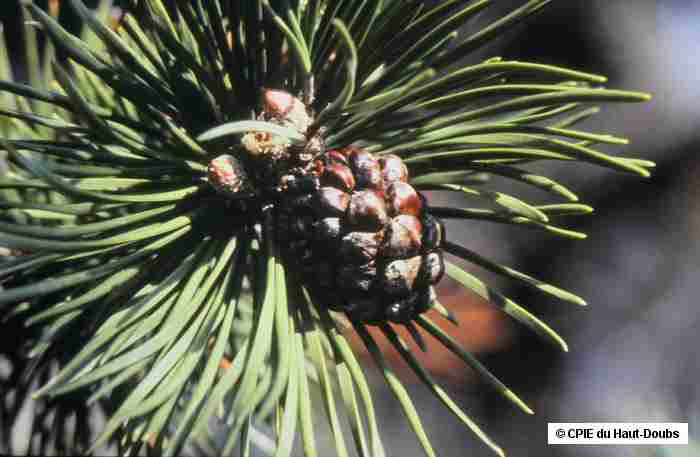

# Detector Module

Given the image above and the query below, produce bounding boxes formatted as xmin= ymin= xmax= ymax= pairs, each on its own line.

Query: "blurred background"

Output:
xmin=0 ymin=1 xmax=695 ymax=456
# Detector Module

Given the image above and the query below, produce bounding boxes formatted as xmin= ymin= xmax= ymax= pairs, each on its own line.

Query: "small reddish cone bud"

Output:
xmin=383 ymin=215 xmax=423 ymax=258
xmin=386 ymin=181 xmax=422 ymax=216
xmin=347 ymin=190 xmax=389 ymax=230
xmin=339 ymin=231 xmax=383 ymax=264
xmin=262 ymin=89 xmax=295 ymax=117
xmin=321 ymin=163 xmax=356 ymax=192
xmin=207 ymin=154 xmax=249 ymax=196
xmin=314 ymin=187 xmax=350 ymax=216
xmin=380 ymin=154 xmax=409 ymax=185
xmin=261 ymin=89 xmax=311 ymax=132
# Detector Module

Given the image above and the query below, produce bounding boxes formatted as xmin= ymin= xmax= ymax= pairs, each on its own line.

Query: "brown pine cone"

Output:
xmin=277 ymin=146 xmax=445 ymax=324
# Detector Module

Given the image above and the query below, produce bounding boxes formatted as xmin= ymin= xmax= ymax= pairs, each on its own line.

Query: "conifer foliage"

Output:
xmin=0 ymin=1 xmax=651 ymax=456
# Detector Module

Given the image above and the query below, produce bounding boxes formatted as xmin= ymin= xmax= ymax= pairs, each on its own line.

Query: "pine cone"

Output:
xmin=238 ymin=90 xmax=446 ymax=323
xmin=277 ymin=146 xmax=445 ymax=324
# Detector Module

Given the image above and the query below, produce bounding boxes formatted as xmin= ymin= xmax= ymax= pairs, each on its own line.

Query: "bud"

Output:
xmin=261 ymin=89 xmax=312 ymax=132
xmin=207 ymin=154 xmax=250 ymax=197
xmin=263 ymin=89 xmax=297 ymax=117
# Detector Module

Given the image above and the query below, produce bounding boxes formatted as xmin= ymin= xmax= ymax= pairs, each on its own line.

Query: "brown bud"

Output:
xmin=421 ymin=213 xmax=445 ymax=250
xmin=382 ymin=215 xmax=423 ymax=259
xmin=338 ymin=262 xmax=377 ymax=295
xmin=348 ymin=148 xmax=383 ymax=190
xmin=314 ymin=186 xmax=350 ymax=216
xmin=339 ymin=231 xmax=383 ymax=264
xmin=382 ymin=256 xmax=422 ymax=297
xmin=347 ymin=190 xmax=389 ymax=230
xmin=321 ymin=162 xmax=356 ymax=192
xmin=386 ymin=181 xmax=422 ymax=217
xmin=262 ymin=89 xmax=311 ymax=132
xmin=379 ymin=154 xmax=409 ymax=185
xmin=262 ymin=89 xmax=296 ymax=117
xmin=420 ymin=251 xmax=445 ymax=285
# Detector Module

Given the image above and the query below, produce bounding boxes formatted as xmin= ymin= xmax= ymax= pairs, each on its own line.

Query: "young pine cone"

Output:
xmin=277 ymin=146 xmax=446 ymax=324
